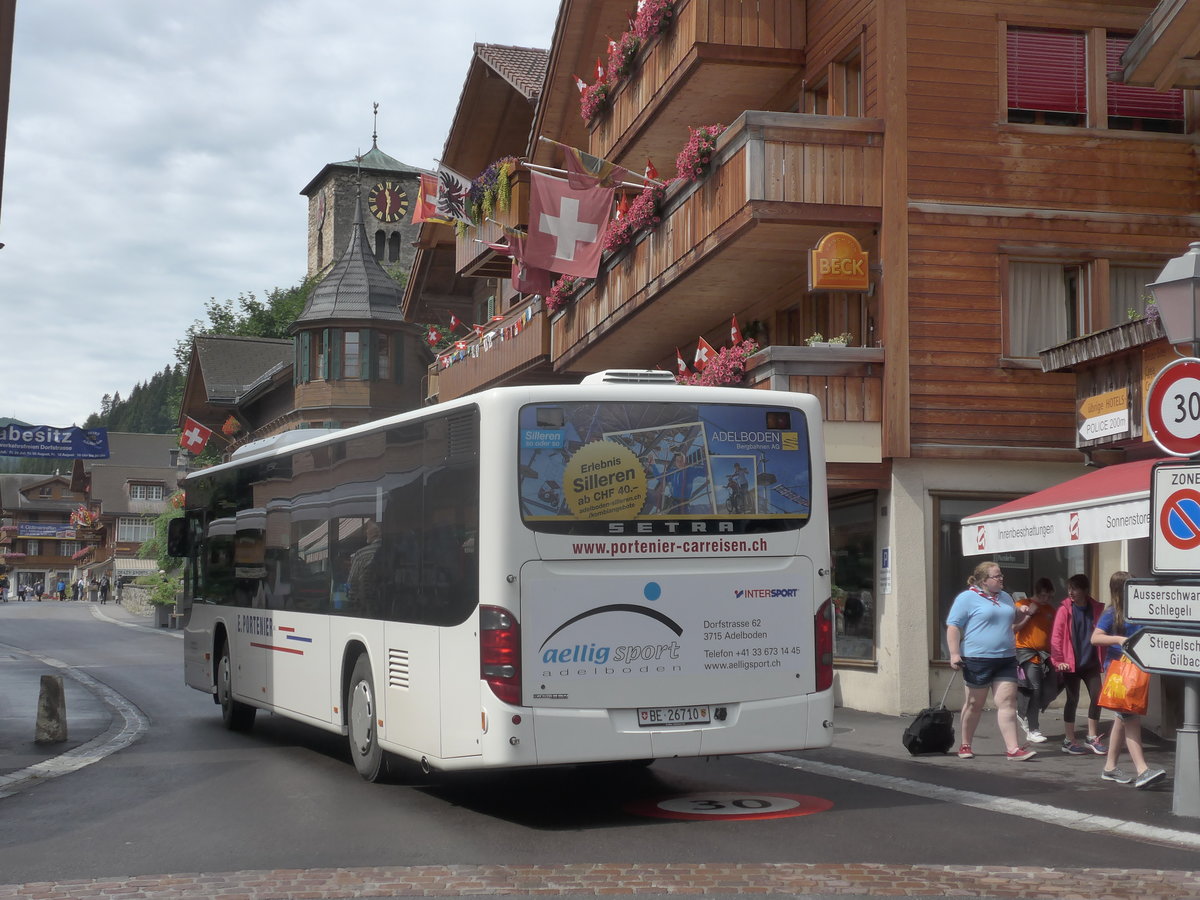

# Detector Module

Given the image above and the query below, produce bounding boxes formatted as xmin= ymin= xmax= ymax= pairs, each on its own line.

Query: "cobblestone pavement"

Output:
xmin=1 ymin=862 xmax=1199 ymax=899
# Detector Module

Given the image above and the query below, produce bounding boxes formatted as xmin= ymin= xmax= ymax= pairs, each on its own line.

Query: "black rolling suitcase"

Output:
xmin=902 ymin=671 xmax=958 ymax=755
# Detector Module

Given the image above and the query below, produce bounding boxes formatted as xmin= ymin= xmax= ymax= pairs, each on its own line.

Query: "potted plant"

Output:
xmin=805 ymin=331 xmax=854 ymax=348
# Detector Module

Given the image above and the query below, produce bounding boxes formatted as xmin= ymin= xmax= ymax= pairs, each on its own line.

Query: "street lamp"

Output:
xmin=1147 ymin=241 xmax=1200 ymax=818
xmin=1149 ymin=241 xmax=1200 ymax=352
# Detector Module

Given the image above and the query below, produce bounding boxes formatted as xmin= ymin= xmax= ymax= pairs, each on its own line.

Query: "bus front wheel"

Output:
xmin=348 ymin=654 xmax=387 ymax=782
xmin=217 ymin=642 xmax=255 ymax=732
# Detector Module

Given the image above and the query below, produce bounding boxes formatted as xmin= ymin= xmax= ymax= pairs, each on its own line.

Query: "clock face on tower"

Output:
xmin=367 ymin=181 xmax=409 ymax=223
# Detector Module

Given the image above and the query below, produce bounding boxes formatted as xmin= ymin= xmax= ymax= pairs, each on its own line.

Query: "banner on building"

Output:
xmin=0 ymin=425 xmax=109 ymax=459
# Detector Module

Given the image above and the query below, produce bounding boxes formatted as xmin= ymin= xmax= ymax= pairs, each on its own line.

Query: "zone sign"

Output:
xmin=1146 ymin=357 xmax=1200 ymax=457
xmin=1152 ymin=461 xmax=1200 ymax=574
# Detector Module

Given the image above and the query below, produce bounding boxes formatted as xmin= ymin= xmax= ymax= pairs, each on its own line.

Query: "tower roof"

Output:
xmin=300 ymin=144 xmax=428 ymax=197
xmin=291 ymin=195 xmax=406 ymax=329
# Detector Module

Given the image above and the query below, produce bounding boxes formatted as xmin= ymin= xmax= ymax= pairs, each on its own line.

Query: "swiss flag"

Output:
xmin=525 ymin=171 xmax=615 ymax=278
xmin=179 ymin=417 xmax=212 ymax=455
xmin=510 ymin=236 xmax=554 ymax=296
xmin=675 ymin=348 xmax=690 ymax=376
xmin=645 ymin=158 xmax=659 ymax=181
xmin=731 ymin=315 xmax=743 ymax=345
xmin=694 ymin=337 xmax=716 ymax=371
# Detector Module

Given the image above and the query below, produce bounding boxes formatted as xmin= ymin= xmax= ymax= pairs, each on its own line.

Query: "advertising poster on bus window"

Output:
xmin=518 ymin=402 xmax=811 ymax=533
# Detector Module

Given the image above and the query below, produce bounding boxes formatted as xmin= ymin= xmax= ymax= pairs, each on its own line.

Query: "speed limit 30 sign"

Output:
xmin=1147 ymin=358 xmax=1200 ymax=457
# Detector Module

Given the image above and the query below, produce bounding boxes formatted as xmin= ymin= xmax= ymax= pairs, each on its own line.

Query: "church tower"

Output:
xmin=300 ymin=107 xmax=428 ymax=280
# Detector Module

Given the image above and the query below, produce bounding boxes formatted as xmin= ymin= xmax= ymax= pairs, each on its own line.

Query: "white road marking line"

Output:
xmin=754 ymin=752 xmax=1200 ymax=852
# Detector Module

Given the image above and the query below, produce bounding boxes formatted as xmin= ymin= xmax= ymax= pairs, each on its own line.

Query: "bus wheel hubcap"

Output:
xmin=351 ymin=682 xmax=373 ymax=754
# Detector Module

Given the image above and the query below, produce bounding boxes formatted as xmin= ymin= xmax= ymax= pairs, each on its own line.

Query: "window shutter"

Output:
xmin=1007 ymin=28 xmax=1086 ymax=114
xmin=299 ymin=332 xmax=311 ymax=382
xmin=394 ymin=333 xmax=405 ymax=385
xmin=328 ymin=328 xmax=339 ymax=380
xmin=1106 ymin=35 xmax=1184 ymax=120
xmin=361 ymin=328 xmax=373 ymax=380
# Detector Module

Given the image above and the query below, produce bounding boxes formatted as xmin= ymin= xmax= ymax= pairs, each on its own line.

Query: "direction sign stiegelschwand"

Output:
xmin=1124 ymin=629 xmax=1200 ymax=678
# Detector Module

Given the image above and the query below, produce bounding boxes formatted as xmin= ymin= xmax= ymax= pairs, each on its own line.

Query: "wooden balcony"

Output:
xmin=589 ymin=0 xmax=805 ymax=171
xmin=428 ymin=301 xmax=552 ymax=403
xmin=553 ymin=110 xmax=884 ymax=374
xmin=454 ymin=171 xmax=531 ymax=279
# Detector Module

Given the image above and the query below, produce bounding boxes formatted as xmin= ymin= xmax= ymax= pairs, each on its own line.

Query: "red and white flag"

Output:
xmin=694 ymin=336 xmax=716 ymax=371
xmin=572 ymin=73 xmax=587 ymax=93
xmin=595 ymin=57 xmax=605 ymax=81
xmin=645 ymin=157 xmax=659 ymax=181
xmin=449 ymin=313 xmax=468 ymax=333
xmin=730 ymin=315 xmax=743 ymax=345
xmin=510 ymin=236 xmax=554 ymax=296
xmin=614 ymin=192 xmax=630 ymax=221
xmin=412 ymin=172 xmax=452 ymax=225
xmin=675 ymin=348 xmax=690 ymax=376
xmin=179 ymin=417 xmax=212 ymax=454
xmin=525 ymin=171 xmax=615 ymax=278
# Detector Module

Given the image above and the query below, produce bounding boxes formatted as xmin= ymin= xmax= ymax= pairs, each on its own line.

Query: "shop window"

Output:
xmin=1007 ymin=261 xmax=1083 ymax=358
xmin=1106 ymin=35 xmax=1184 ymax=134
xmin=1007 ymin=27 xmax=1086 ymax=127
xmin=933 ymin=495 xmax=1085 ymax=661
xmin=831 ymin=493 xmax=877 ymax=662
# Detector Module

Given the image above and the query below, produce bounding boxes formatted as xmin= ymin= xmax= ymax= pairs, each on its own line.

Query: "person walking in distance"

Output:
xmin=1051 ymin=573 xmax=1107 ymax=756
xmin=1091 ymin=571 xmax=1166 ymax=789
xmin=1015 ymin=577 xmax=1058 ymax=744
xmin=99 ymin=573 xmax=110 ymax=605
xmin=946 ymin=561 xmax=1037 ymax=761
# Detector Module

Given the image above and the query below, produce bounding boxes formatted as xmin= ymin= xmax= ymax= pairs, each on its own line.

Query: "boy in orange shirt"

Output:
xmin=1015 ymin=577 xmax=1058 ymax=743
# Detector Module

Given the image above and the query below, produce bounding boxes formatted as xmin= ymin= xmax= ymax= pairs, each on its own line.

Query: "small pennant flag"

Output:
xmin=179 ymin=417 xmax=212 ymax=454
xmin=595 ymin=57 xmax=605 ymax=81
xmin=573 ymin=73 xmax=586 ymax=93
xmin=425 ymin=326 xmax=441 ymax=346
xmin=675 ymin=348 xmax=690 ymax=376
xmin=449 ymin=314 xmax=467 ymax=333
xmin=694 ymin=336 xmax=716 ymax=371
xmin=731 ymin=315 xmax=743 ymax=345
xmin=645 ymin=158 xmax=659 ymax=181
xmin=614 ymin=192 xmax=630 ymax=220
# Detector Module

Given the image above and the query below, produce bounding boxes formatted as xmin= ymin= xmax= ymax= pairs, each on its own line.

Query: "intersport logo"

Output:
xmin=734 ymin=588 xmax=798 ymax=599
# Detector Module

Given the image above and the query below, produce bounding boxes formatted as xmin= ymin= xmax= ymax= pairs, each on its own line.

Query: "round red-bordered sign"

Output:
xmin=1147 ymin=358 xmax=1200 ymax=457
xmin=1159 ymin=488 xmax=1200 ymax=551
xmin=624 ymin=792 xmax=833 ymax=821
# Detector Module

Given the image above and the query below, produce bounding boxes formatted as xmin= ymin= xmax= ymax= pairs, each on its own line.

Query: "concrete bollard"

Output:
xmin=35 ymin=674 xmax=68 ymax=744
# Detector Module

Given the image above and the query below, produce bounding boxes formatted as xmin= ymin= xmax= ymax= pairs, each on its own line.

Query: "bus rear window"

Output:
xmin=518 ymin=401 xmax=811 ymax=535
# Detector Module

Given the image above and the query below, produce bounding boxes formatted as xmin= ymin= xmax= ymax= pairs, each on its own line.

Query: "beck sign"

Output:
xmin=808 ymin=231 xmax=869 ymax=292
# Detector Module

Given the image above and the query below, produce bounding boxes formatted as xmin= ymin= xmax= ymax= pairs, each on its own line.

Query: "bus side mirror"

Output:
xmin=167 ymin=517 xmax=190 ymax=558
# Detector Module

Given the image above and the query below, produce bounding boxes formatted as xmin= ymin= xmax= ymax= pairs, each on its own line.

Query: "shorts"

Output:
xmin=960 ymin=656 xmax=1018 ymax=687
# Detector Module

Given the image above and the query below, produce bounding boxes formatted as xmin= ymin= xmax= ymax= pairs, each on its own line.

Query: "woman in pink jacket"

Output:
xmin=1050 ymin=573 xmax=1107 ymax=756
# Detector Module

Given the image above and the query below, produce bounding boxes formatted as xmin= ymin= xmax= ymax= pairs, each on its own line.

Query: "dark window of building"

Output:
xmin=1007 ymin=27 xmax=1086 ymax=126
xmin=1106 ymin=35 xmax=1185 ymax=133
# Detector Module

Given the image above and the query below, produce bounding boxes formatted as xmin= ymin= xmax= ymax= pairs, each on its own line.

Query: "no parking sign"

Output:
xmin=1152 ymin=461 xmax=1200 ymax=574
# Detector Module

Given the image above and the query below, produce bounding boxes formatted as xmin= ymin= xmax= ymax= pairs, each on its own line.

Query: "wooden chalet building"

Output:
xmin=404 ymin=0 xmax=1199 ymax=715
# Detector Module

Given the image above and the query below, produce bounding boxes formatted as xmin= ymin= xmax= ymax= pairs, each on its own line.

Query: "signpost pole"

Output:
xmin=1177 ymin=683 xmax=1200 ymax=817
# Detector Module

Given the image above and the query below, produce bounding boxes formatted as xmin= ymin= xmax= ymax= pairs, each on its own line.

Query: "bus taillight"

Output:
xmin=814 ymin=598 xmax=833 ymax=692
xmin=480 ymin=605 xmax=522 ymax=705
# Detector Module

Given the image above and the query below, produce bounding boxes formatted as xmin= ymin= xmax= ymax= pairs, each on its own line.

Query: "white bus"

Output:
xmin=170 ymin=372 xmax=834 ymax=780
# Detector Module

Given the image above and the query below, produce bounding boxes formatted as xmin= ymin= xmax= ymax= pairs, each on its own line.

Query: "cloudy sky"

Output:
xmin=0 ymin=0 xmax=560 ymax=427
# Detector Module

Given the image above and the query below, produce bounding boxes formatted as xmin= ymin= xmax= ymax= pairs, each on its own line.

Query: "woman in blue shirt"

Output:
xmin=1090 ymin=571 xmax=1166 ymax=790
xmin=946 ymin=561 xmax=1037 ymax=761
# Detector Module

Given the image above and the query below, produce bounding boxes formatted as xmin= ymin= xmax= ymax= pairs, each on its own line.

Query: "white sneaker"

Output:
xmin=1026 ymin=729 xmax=1047 ymax=743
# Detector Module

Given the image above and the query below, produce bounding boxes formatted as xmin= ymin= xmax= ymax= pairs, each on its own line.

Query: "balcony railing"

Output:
xmin=553 ymin=111 xmax=884 ymax=373
xmin=454 ymin=171 xmax=531 ymax=279
xmin=746 ymin=345 xmax=884 ymax=424
xmin=428 ymin=301 xmax=550 ymax=402
xmin=590 ymin=0 xmax=805 ymax=168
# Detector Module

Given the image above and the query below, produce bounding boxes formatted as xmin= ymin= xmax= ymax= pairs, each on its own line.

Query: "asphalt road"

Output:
xmin=0 ymin=602 xmax=1198 ymax=895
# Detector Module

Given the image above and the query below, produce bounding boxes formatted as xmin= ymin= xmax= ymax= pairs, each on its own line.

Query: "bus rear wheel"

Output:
xmin=217 ymin=642 xmax=255 ymax=732
xmin=348 ymin=654 xmax=388 ymax=782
